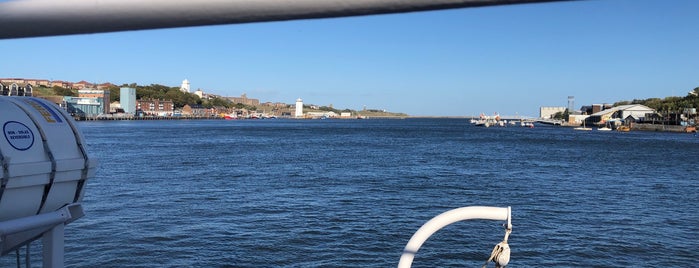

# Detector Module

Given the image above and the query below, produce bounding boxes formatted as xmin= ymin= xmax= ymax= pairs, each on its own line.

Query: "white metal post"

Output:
xmin=42 ymin=223 xmax=64 ymax=268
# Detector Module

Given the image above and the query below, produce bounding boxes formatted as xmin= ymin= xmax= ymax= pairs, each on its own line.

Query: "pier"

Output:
xmin=535 ymin=118 xmax=564 ymax=125
xmin=74 ymin=114 xmax=224 ymax=121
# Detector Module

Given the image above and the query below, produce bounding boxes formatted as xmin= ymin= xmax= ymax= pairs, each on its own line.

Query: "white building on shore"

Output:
xmin=540 ymin=106 xmax=566 ymax=119
xmin=295 ymin=98 xmax=303 ymax=118
xmin=180 ymin=79 xmax=190 ymax=93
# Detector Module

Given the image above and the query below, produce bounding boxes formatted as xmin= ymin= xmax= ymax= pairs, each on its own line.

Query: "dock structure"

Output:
xmin=74 ymin=115 xmax=223 ymax=121
xmin=465 ymin=116 xmax=537 ymax=122
xmin=535 ymin=118 xmax=564 ymax=125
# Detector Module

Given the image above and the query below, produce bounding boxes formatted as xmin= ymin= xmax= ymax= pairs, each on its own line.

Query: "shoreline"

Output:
xmin=73 ymin=115 xmax=697 ymax=133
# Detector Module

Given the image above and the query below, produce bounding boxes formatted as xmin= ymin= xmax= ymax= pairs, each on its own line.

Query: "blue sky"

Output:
xmin=1 ymin=0 xmax=698 ymax=116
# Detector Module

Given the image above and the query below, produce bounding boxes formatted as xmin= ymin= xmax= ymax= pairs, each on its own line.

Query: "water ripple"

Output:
xmin=3 ymin=119 xmax=697 ymax=267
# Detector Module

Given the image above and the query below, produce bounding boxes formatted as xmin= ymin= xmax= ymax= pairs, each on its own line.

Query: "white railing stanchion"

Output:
xmin=398 ymin=206 xmax=511 ymax=268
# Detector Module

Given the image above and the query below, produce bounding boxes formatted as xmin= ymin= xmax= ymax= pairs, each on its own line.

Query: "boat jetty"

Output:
xmin=469 ymin=113 xmax=535 ymax=128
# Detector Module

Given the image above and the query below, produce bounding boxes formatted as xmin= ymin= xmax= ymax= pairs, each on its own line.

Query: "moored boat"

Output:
xmin=617 ymin=125 xmax=631 ymax=132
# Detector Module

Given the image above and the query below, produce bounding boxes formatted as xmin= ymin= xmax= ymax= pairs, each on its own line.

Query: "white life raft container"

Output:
xmin=0 ymin=97 xmax=97 ymax=222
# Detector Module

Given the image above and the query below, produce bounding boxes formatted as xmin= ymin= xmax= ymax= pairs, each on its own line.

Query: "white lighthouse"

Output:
xmin=295 ymin=98 xmax=303 ymax=118
xmin=180 ymin=79 xmax=190 ymax=93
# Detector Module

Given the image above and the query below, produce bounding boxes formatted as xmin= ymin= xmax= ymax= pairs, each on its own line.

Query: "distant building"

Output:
xmin=581 ymin=104 xmax=613 ymax=115
xmin=0 ymin=78 xmax=50 ymax=87
xmin=1 ymin=78 xmax=121 ymax=91
xmin=591 ymin=104 xmax=612 ymax=114
xmin=228 ymin=93 xmax=260 ymax=106
xmin=63 ymin=96 xmax=103 ymax=117
xmin=110 ymin=101 xmax=122 ymax=113
xmin=78 ymin=89 xmax=110 ymax=114
xmin=0 ymin=82 xmax=33 ymax=96
xmin=182 ymin=104 xmax=193 ymax=115
xmin=568 ymin=114 xmax=589 ymax=125
xmin=261 ymin=101 xmax=288 ymax=108
xmin=539 ymin=106 xmax=566 ymax=119
xmin=306 ymin=111 xmax=338 ymax=118
xmin=182 ymin=104 xmax=214 ymax=117
xmin=587 ymin=104 xmax=655 ymax=125
xmin=50 ymin=80 xmax=72 ymax=88
xmin=567 ymin=96 xmax=575 ymax=112
xmin=136 ymin=99 xmax=174 ymax=116
xmin=194 ymin=89 xmax=204 ymax=99
xmin=180 ymin=79 xmax=190 ymax=93
xmin=73 ymin=80 xmax=94 ymax=90
xmin=96 ymin=82 xmax=116 ymax=90
xmin=295 ymin=98 xmax=303 ymax=118
xmin=120 ymin=87 xmax=136 ymax=114
xmin=34 ymin=79 xmax=51 ymax=87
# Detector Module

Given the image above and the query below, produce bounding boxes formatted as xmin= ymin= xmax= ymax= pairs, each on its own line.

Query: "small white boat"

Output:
xmin=574 ymin=121 xmax=592 ymax=131
xmin=474 ymin=120 xmax=492 ymax=127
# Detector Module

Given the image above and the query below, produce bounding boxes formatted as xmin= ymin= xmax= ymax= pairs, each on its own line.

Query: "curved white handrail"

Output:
xmin=398 ymin=206 xmax=511 ymax=268
xmin=0 ymin=0 xmax=570 ymax=39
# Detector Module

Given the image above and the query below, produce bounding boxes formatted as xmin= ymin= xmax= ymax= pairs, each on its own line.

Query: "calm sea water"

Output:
xmin=4 ymin=118 xmax=698 ymax=267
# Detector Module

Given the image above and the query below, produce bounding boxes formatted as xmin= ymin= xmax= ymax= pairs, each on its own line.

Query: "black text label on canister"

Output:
xmin=3 ymin=121 xmax=35 ymax=151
